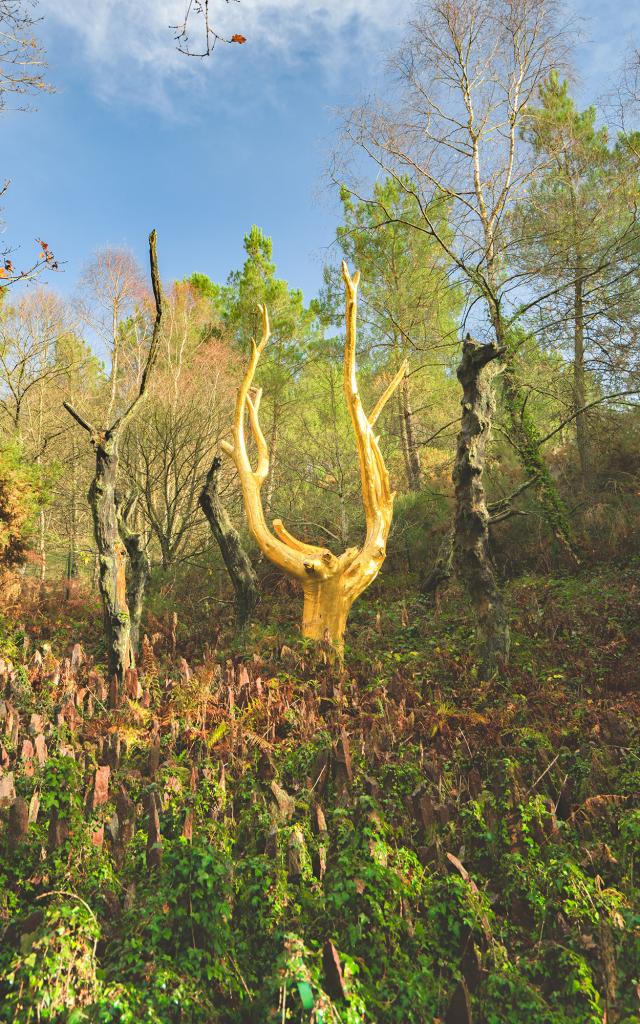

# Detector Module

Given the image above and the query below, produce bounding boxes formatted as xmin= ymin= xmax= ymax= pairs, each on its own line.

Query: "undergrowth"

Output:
xmin=0 ymin=564 xmax=639 ymax=1022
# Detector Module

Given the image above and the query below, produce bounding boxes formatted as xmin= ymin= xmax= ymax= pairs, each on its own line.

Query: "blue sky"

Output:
xmin=2 ymin=0 xmax=640 ymax=303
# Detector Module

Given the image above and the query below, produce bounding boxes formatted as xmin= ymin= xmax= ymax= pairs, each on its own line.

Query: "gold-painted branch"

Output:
xmin=223 ymin=263 xmax=404 ymax=652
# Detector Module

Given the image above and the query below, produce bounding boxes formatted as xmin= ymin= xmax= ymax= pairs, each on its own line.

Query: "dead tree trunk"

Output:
xmin=64 ymin=230 xmax=163 ymax=684
xmin=89 ymin=433 xmax=133 ymax=680
xmin=199 ymin=456 xmax=259 ymax=632
xmin=117 ymin=494 xmax=151 ymax=657
xmin=454 ymin=335 xmax=509 ymax=674
xmin=222 ymin=262 xmax=405 ymax=656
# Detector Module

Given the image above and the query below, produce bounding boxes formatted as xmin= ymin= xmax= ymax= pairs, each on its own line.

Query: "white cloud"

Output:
xmin=38 ymin=0 xmax=411 ymax=110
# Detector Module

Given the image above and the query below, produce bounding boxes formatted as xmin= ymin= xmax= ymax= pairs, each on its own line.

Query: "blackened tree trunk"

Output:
xmin=199 ymin=456 xmax=259 ymax=632
xmin=64 ymin=229 xmax=163 ymax=685
xmin=90 ymin=432 xmax=133 ymax=681
xmin=117 ymin=495 xmax=151 ymax=657
xmin=454 ymin=335 xmax=509 ymax=674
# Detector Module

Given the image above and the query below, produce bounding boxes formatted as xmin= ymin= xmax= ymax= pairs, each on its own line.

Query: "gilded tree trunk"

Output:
xmin=89 ymin=434 xmax=133 ymax=682
xmin=454 ymin=336 xmax=509 ymax=673
xmin=222 ymin=265 xmax=404 ymax=658
xmin=199 ymin=456 xmax=259 ymax=632
xmin=301 ymin=577 xmax=352 ymax=649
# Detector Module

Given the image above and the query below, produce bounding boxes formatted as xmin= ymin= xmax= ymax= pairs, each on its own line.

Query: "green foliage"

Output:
xmin=2 ymin=900 xmax=100 ymax=1023
xmin=0 ymin=442 xmax=44 ymax=567
xmin=1 ymin=563 xmax=640 ymax=1023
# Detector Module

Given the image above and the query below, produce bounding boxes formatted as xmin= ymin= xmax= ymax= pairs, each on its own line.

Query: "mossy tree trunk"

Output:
xmin=199 ymin=456 xmax=259 ymax=632
xmin=454 ymin=335 xmax=509 ymax=674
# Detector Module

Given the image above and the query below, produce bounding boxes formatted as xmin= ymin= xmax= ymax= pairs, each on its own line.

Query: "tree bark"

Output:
xmin=574 ymin=268 xmax=589 ymax=485
xmin=301 ymin=576 xmax=352 ymax=649
xmin=454 ymin=335 xmax=509 ymax=674
xmin=89 ymin=433 xmax=133 ymax=682
xmin=199 ymin=456 xmax=259 ymax=632
xmin=38 ymin=509 xmax=46 ymax=582
xmin=117 ymin=496 xmax=150 ymax=657
xmin=400 ymin=369 xmax=422 ymax=491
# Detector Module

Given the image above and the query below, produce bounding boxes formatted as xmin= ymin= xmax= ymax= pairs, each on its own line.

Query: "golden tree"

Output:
xmin=222 ymin=261 xmax=406 ymax=653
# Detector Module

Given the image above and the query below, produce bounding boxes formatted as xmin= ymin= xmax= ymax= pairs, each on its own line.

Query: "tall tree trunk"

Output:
xmin=38 ymin=509 xmax=46 ymax=582
xmin=70 ymin=451 xmax=78 ymax=578
xmin=400 ymin=369 xmax=422 ymax=491
xmin=199 ymin=456 xmax=259 ymax=632
xmin=574 ymin=267 xmax=589 ymax=485
xmin=454 ymin=335 xmax=509 ymax=674
xmin=89 ymin=434 xmax=133 ymax=682
xmin=117 ymin=497 xmax=150 ymax=657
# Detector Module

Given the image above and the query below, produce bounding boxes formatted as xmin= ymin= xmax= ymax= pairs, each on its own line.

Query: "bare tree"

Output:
xmin=120 ymin=282 xmax=236 ymax=570
xmin=64 ymin=232 xmax=163 ymax=686
xmin=0 ymin=3 xmax=61 ymax=288
xmin=77 ymin=248 xmax=148 ymax=423
xmin=0 ymin=1 xmax=51 ymax=111
xmin=0 ymin=290 xmax=85 ymax=578
xmin=0 ymin=290 xmax=76 ymax=433
xmin=173 ymin=0 xmax=245 ymax=56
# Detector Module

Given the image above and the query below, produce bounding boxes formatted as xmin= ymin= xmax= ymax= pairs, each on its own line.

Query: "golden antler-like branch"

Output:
xmin=223 ymin=266 xmax=406 ymax=650
xmin=222 ymin=307 xmax=300 ymax=579
xmin=221 ymin=307 xmax=339 ymax=581
xmin=341 ymin=260 xmax=408 ymax=601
